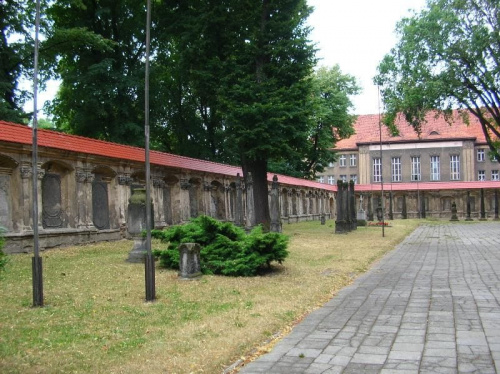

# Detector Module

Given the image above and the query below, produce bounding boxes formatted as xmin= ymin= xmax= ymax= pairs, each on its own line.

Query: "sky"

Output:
xmin=307 ymin=0 xmax=427 ymax=115
xmin=31 ymin=0 xmax=427 ymax=117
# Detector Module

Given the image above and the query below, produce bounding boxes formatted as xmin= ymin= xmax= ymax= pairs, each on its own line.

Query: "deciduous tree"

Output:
xmin=375 ymin=0 xmax=500 ymax=160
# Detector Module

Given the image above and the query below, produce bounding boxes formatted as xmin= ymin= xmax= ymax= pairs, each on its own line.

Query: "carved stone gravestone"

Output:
xmin=178 ymin=243 xmax=202 ymax=279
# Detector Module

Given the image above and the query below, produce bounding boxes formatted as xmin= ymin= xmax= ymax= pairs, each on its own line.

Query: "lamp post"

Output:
xmin=32 ymin=0 xmax=43 ymax=307
xmin=144 ymin=0 xmax=155 ymax=301
xmin=378 ymin=87 xmax=385 ymax=237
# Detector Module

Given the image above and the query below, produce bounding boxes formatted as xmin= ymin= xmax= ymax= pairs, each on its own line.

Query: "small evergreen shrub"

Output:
xmin=152 ymin=215 xmax=289 ymax=276
xmin=357 ymin=219 xmax=367 ymax=227
xmin=0 ymin=227 xmax=7 ymax=273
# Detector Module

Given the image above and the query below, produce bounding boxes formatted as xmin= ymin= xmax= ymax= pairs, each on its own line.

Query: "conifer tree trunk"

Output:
xmin=242 ymin=158 xmax=270 ymax=231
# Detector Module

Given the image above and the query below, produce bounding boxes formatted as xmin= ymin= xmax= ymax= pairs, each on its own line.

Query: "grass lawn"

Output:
xmin=0 ymin=219 xmax=422 ymax=374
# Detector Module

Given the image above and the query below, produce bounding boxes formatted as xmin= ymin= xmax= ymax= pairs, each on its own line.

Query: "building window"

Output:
xmin=373 ymin=158 xmax=381 ymax=183
xmin=340 ymin=175 xmax=347 ymax=182
xmin=411 ymin=156 xmax=421 ymax=181
xmin=318 ymin=176 xmax=324 ymax=183
xmin=327 ymin=175 xmax=335 ymax=185
xmin=450 ymin=155 xmax=460 ymax=180
xmin=478 ymin=170 xmax=486 ymax=181
xmin=328 ymin=162 xmax=335 ymax=168
xmin=350 ymin=174 xmax=357 ymax=184
xmin=477 ymin=149 xmax=485 ymax=162
xmin=492 ymin=170 xmax=499 ymax=181
xmin=430 ymin=156 xmax=440 ymax=181
xmin=339 ymin=155 xmax=346 ymax=167
xmin=349 ymin=154 xmax=356 ymax=167
xmin=391 ymin=157 xmax=402 ymax=182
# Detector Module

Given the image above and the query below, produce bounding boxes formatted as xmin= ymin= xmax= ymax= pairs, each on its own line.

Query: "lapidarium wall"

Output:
xmin=1 ymin=121 xmax=499 ymax=253
xmin=0 ymin=122 xmax=334 ymax=253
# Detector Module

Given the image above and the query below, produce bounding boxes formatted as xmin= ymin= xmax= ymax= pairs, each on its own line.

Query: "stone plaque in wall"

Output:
xmin=92 ymin=179 xmax=110 ymax=229
xmin=42 ymin=173 xmax=63 ymax=228
xmin=0 ymin=175 xmax=10 ymax=230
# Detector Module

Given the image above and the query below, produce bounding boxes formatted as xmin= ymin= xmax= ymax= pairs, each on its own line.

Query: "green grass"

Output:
xmin=0 ymin=219 xmax=424 ymax=374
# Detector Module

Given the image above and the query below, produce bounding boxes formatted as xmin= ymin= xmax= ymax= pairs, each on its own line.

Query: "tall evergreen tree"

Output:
xmin=218 ymin=0 xmax=316 ymax=229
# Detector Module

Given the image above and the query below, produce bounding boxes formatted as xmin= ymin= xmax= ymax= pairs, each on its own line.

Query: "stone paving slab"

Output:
xmin=238 ymin=222 xmax=500 ymax=373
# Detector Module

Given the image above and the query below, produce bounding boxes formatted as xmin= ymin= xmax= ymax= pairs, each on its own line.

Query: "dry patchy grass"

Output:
xmin=0 ymin=219 xmax=422 ymax=374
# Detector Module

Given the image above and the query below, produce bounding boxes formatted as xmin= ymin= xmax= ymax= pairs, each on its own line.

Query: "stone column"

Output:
xmin=270 ymin=175 xmax=281 ymax=232
xmin=349 ymin=180 xmax=356 ymax=230
xmin=367 ymin=194 xmax=374 ymax=221
xmin=117 ymin=172 xmax=132 ymax=227
xmin=335 ymin=180 xmax=345 ymax=233
xmin=235 ymin=174 xmax=244 ymax=226
xmin=388 ymin=192 xmax=394 ymax=220
xmin=20 ymin=162 xmax=32 ymax=231
xmin=450 ymin=201 xmax=459 ymax=221
xmin=494 ymin=190 xmax=499 ymax=221
xmin=245 ymin=172 xmax=256 ymax=230
xmin=343 ymin=182 xmax=350 ymax=232
xmin=126 ymin=187 xmax=154 ymax=262
xmin=85 ymin=170 xmax=95 ymax=228
xmin=357 ymin=194 xmax=366 ymax=221
xmin=480 ymin=188 xmax=486 ymax=220
xmin=465 ymin=190 xmax=473 ymax=221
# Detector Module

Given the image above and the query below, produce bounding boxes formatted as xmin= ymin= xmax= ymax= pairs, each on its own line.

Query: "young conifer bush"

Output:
xmin=152 ymin=215 xmax=289 ymax=276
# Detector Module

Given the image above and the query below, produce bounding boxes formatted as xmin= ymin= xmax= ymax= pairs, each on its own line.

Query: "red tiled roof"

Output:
xmin=355 ymin=181 xmax=500 ymax=192
xmin=0 ymin=121 xmax=331 ymax=191
xmin=336 ymin=111 xmax=488 ymax=150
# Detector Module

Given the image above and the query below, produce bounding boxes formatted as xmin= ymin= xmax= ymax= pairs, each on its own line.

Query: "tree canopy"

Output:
xmin=0 ymin=0 xmax=39 ymax=123
xmin=2 ymin=0 xmax=360 ymax=230
xmin=375 ymin=0 xmax=500 ymax=160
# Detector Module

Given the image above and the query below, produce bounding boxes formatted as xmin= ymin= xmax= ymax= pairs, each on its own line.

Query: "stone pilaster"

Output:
xmin=270 ymin=175 xmax=281 ymax=232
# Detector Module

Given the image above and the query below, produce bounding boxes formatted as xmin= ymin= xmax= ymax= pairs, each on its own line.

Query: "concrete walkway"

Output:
xmin=238 ymin=222 xmax=500 ymax=374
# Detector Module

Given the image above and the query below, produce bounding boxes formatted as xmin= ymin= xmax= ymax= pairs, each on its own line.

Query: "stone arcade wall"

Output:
xmin=1 ymin=122 xmax=499 ymax=253
xmin=0 ymin=145 xmax=333 ymax=253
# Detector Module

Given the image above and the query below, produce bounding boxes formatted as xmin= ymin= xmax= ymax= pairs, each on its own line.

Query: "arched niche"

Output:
xmin=0 ymin=154 xmax=18 ymax=231
xmin=41 ymin=160 xmax=73 ymax=229
xmin=91 ymin=166 xmax=117 ymax=230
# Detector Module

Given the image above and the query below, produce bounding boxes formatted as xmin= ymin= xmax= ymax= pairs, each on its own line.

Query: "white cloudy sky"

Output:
xmin=307 ymin=0 xmax=427 ymax=115
xmin=32 ymin=1 xmax=427 ymax=116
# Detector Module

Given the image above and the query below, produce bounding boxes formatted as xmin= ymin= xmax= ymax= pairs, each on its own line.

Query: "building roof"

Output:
xmin=336 ymin=111 xmax=488 ymax=150
xmin=355 ymin=181 xmax=500 ymax=192
xmin=0 ymin=120 xmax=332 ymax=191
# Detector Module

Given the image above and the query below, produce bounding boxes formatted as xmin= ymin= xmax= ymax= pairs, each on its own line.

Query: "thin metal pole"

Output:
xmin=378 ymin=87 xmax=385 ymax=237
xmin=32 ymin=0 xmax=43 ymax=307
xmin=144 ymin=0 xmax=155 ymax=302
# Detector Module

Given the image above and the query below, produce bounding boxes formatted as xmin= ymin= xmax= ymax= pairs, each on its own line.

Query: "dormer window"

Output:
xmin=429 ymin=130 xmax=440 ymax=136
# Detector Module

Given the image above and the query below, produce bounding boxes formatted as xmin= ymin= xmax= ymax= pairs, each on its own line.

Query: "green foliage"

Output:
xmin=357 ymin=219 xmax=367 ymax=227
xmin=0 ymin=227 xmax=7 ymax=273
xmin=152 ymin=215 xmax=289 ymax=276
xmin=375 ymin=0 xmax=500 ymax=160
xmin=0 ymin=0 xmax=46 ymax=123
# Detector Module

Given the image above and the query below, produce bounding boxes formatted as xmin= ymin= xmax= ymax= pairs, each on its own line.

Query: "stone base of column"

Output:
xmin=126 ymin=236 xmax=146 ymax=263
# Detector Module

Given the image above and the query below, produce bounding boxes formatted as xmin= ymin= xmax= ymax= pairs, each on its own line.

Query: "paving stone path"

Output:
xmin=238 ymin=222 xmax=500 ymax=374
